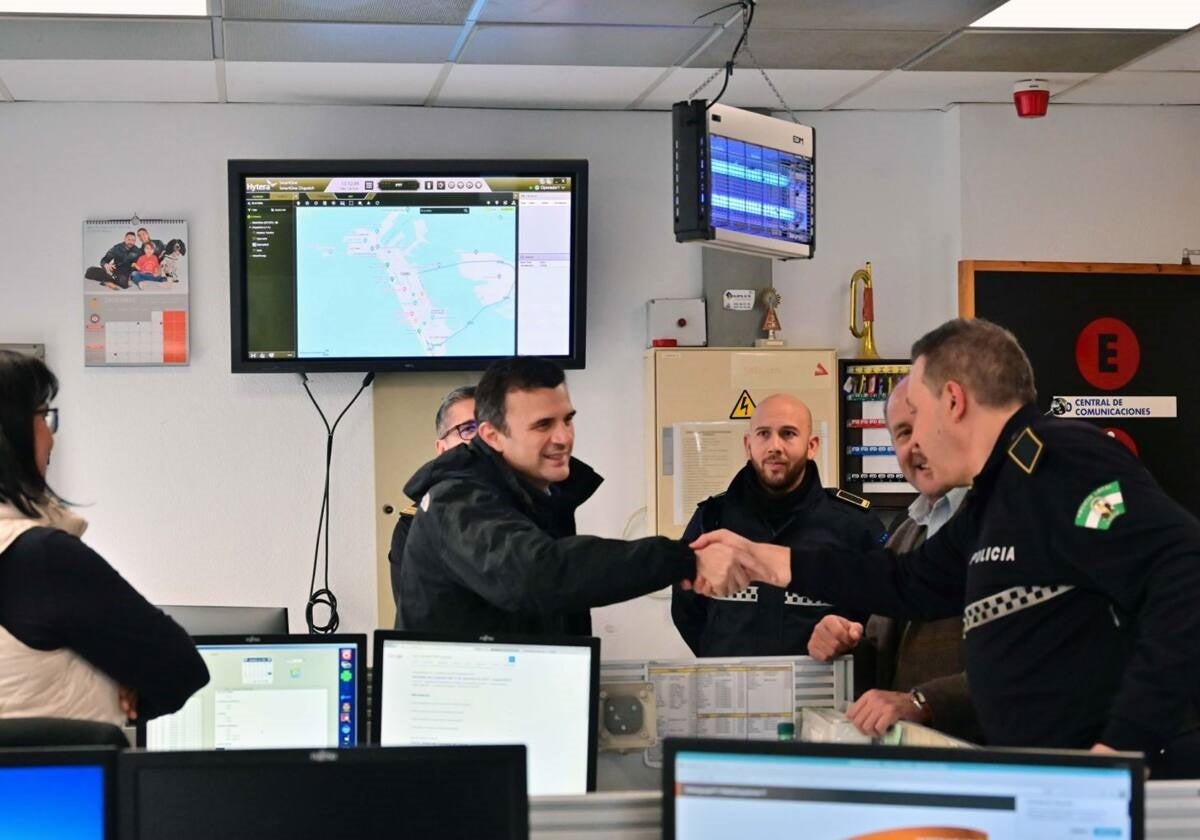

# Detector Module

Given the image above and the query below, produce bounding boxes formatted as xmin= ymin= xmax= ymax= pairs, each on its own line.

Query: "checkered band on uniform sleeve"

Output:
xmin=962 ymin=584 xmax=1076 ymax=636
xmin=783 ymin=593 xmax=832 ymax=608
xmin=712 ymin=585 xmax=759 ymax=603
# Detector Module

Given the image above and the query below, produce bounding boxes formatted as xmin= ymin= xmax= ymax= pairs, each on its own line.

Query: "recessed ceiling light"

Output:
xmin=971 ymin=0 xmax=1200 ymax=30
xmin=0 ymin=0 xmax=206 ymax=14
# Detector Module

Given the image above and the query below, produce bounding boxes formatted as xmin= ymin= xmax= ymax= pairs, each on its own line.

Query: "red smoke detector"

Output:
xmin=1013 ymin=79 xmax=1050 ymax=118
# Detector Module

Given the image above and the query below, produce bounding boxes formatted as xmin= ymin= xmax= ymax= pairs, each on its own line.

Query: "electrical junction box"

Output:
xmin=647 ymin=298 xmax=706 ymax=347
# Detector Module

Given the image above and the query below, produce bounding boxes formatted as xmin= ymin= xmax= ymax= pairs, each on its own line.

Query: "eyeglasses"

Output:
xmin=35 ymin=407 xmax=59 ymax=434
xmin=438 ymin=419 xmax=478 ymax=442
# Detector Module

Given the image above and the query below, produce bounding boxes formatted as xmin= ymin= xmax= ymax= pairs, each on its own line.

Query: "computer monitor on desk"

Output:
xmin=139 ymin=634 xmax=365 ymax=750
xmin=373 ymin=630 xmax=599 ymax=795
xmin=119 ymin=745 xmax=527 ymax=840
xmin=157 ymin=604 xmax=288 ymax=635
xmin=665 ymin=738 xmax=1143 ymax=840
xmin=0 ymin=747 xmax=116 ymax=839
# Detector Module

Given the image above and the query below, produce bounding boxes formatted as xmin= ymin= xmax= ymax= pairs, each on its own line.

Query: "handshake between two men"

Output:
xmin=686 ymin=529 xmax=792 ymax=595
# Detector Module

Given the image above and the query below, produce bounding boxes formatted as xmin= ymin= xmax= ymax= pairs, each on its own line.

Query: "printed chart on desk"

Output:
xmin=82 ymin=218 xmax=189 ymax=366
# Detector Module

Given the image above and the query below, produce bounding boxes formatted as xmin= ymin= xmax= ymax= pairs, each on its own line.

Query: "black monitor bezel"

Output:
xmin=372 ymin=629 xmax=599 ymax=792
xmin=136 ymin=633 xmax=367 ymax=748
xmin=662 ymin=737 xmax=1145 ymax=840
xmin=0 ymin=746 xmax=118 ymax=839
xmin=117 ymin=745 xmax=527 ymax=840
xmin=228 ymin=158 xmax=589 ymax=374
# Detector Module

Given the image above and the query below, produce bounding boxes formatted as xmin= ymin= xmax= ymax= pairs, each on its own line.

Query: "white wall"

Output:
xmin=4 ymin=100 xmax=1191 ymax=659
xmin=959 ymin=104 xmax=1200 ymax=262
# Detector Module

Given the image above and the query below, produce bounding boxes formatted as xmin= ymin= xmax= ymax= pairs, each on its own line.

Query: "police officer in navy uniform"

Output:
xmin=692 ymin=319 xmax=1200 ymax=777
xmin=672 ymin=393 xmax=885 ymax=657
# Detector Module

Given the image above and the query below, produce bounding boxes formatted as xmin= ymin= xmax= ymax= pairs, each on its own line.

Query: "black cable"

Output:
xmin=299 ymin=371 xmax=375 ymax=634
xmin=703 ymin=0 xmax=755 ymax=110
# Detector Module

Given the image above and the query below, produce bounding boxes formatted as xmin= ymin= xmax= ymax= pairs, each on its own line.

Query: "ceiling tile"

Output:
xmin=910 ymin=29 xmax=1179 ymax=73
xmin=747 ymin=0 xmax=1007 ymax=31
xmin=434 ymin=64 xmax=666 ymax=108
xmin=222 ymin=0 xmax=475 ymax=25
xmin=1123 ymin=29 xmax=1200 ymax=72
xmin=0 ymin=59 xmax=218 ymax=102
xmin=640 ymin=67 xmax=883 ymax=110
xmin=223 ymin=20 xmax=460 ymax=62
xmin=478 ymin=0 xmax=737 ymax=27
xmin=0 ymin=16 xmax=213 ymax=61
xmin=835 ymin=70 xmax=1093 ymax=109
xmin=225 ymin=61 xmax=442 ymax=103
xmin=1053 ymin=70 xmax=1200 ymax=104
xmin=691 ymin=27 xmax=948 ymax=70
xmin=459 ymin=23 xmax=713 ymax=66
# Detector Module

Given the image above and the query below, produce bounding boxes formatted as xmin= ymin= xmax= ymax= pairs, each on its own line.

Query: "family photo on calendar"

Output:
xmin=82 ymin=220 xmax=189 ymax=294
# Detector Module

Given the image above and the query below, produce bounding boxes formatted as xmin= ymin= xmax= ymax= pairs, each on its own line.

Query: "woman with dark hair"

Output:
xmin=0 ymin=350 xmax=208 ymax=724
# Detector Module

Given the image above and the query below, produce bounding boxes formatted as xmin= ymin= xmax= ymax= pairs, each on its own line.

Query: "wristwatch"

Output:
xmin=910 ymin=688 xmax=928 ymax=714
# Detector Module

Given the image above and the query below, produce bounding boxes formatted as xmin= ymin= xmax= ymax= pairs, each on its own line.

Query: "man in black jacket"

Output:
xmin=388 ymin=384 xmax=475 ymax=626
xmin=672 ymin=394 xmax=885 ymax=657
xmin=397 ymin=357 xmax=747 ymax=636
xmin=694 ymin=319 xmax=1200 ymax=776
xmin=97 ymin=231 xmax=141 ymax=289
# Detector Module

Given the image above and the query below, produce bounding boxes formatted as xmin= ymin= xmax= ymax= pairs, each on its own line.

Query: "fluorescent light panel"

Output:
xmin=0 ymin=0 xmax=206 ymax=14
xmin=972 ymin=0 xmax=1200 ymax=30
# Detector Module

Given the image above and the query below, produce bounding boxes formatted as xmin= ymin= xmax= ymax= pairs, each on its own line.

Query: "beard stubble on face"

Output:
xmin=754 ymin=454 xmax=808 ymax=495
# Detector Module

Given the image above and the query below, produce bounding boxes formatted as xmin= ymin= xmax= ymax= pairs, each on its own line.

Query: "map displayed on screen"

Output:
xmin=296 ymin=206 xmax=517 ymax=358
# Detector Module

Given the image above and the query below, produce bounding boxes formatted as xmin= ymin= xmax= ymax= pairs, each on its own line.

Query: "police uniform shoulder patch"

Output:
xmin=832 ymin=488 xmax=871 ymax=510
xmin=1007 ymin=426 xmax=1044 ymax=475
xmin=1075 ymin=481 xmax=1126 ymax=530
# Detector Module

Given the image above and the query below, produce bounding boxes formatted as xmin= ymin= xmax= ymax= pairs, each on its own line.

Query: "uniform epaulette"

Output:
xmin=831 ymin=488 xmax=871 ymax=510
xmin=1007 ymin=426 xmax=1045 ymax=475
xmin=398 ymin=504 xmax=418 ymax=519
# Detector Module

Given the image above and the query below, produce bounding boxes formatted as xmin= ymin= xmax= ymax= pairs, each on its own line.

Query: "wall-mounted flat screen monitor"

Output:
xmin=139 ymin=634 xmax=365 ymax=750
xmin=229 ymin=159 xmax=588 ymax=373
xmin=119 ymin=745 xmax=527 ymax=839
xmin=664 ymin=738 xmax=1143 ymax=839
xmin=372 ymin=630 xmax=599 ymax=795
xmin=0 ymin=747 xmax=116 ymax=839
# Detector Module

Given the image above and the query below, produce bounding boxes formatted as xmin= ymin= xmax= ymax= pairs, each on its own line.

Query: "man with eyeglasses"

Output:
xmin=388 ymin=385 xmax=475 ymax=626
xmin=396 ymin=357 xmax=747 ymax=636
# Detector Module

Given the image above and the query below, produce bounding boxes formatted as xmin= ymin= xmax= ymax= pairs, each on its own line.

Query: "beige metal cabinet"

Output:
xmin=644 ymin=348 xmax=839 ymax=539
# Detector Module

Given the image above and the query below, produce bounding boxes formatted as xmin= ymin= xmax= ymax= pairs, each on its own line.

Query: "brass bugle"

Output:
xmin=849 ymin=261 xmax=880 ymax=359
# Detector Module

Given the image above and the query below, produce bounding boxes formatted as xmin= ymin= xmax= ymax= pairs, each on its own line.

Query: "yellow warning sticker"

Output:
xmin=729 ymin=390 xmax=756 ymax=419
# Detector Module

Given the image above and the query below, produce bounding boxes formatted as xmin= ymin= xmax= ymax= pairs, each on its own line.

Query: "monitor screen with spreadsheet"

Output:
xmin=139 ymin=634 xmax=365 ymax=750
xmin=0 ymin=748 xmax=115 ymax=840
xmin=665 ymin=738 xmax=1143 ymax=840
xmin=372 ymin=630 xmax=599 ymax=795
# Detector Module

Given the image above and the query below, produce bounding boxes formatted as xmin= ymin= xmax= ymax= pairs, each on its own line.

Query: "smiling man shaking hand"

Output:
xmin=396 ymin=356 xmax=748 ymax=637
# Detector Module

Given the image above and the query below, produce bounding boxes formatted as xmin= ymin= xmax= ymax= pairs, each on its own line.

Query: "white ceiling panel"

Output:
xmin=0 ymin=59 xmax=218 ymax=102
xmin=222 ymin=0 xmax=475 ymax=25
xmin=434 ymin=64 xmax=666 ymax=109
xmin=459 ymin=24 xmax=713 ymax=66
xmin=225 ymin=61 xmax=442 ymax=104
xmin=223 ymin=20 xmax=461 ymax=62
xmin=835 ymin=70 xmax=1092 ymax=109
xmin=1123 ymin=28 xmax=1200 ymax=72
xmin=478 ymin=0 xmax=736 ymax=27
xmin=639 ymin=68 xmax=884 ymax=110
xmin=1054 ymin=70 xmax=1200 ymax=104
